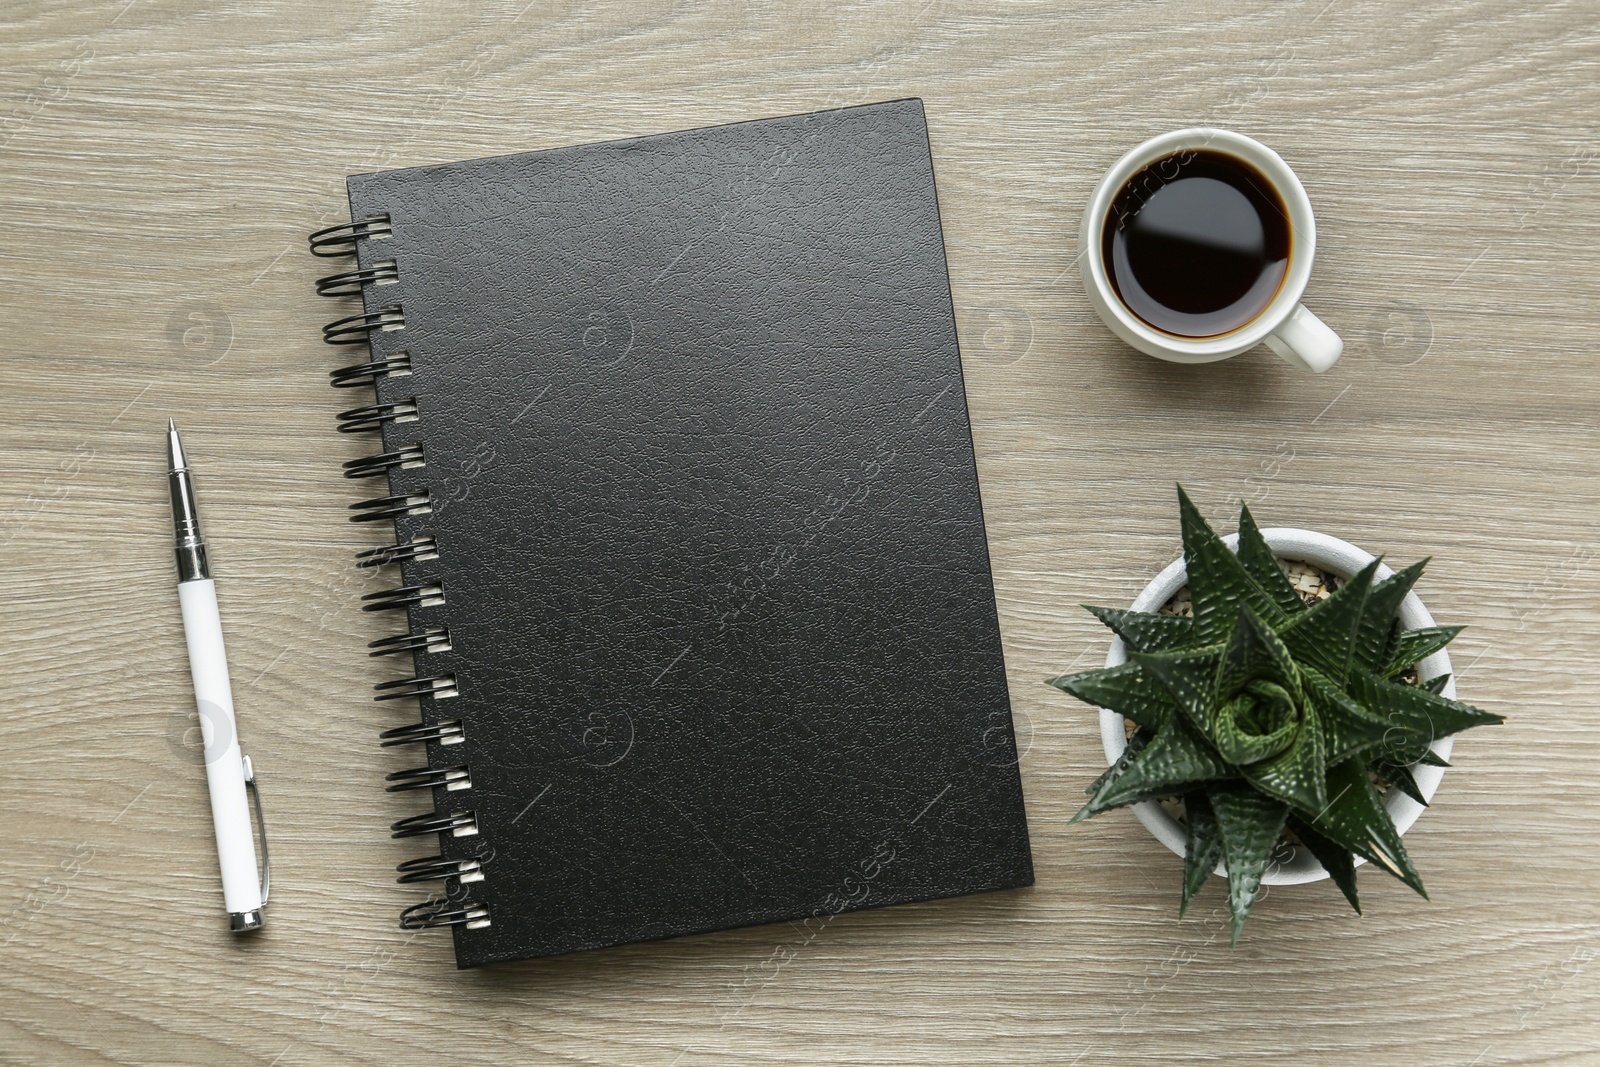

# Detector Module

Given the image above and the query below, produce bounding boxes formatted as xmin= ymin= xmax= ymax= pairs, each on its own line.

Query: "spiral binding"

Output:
xmin=331 ymin=352 xmax=413 ymax=389
xmin=336 ymin=399 xmax=419 ymax=434
xmin=309 ymin=213 xmax=489 ymax=933
xmin=360 ymin=582 xmax=444 ymax=612
xmin=373 ymin=674 xmax=459 ymax=701
xmin=379 ymin=719 xmax=465 ymax=747
xmin=342 ymin=444 xmax=425 ymax=479
xmin=323 ymin=306 xmax=406 ymax=344
xmin=391 ymin=809 xmax=477 ymax=838
xmin=316 ymin=260 xmax=399 ymax=296
xmin=396 ymin=855 xmax=484 ymax=884
xmin=400 ymin=898 xmax=490 ymax=930
xmin=368 ymin=627 xmax=451 ymax=657
xmin=355 ymin=536 xmax=440 ymax=569
xmin=309 ymin=215 xmax=392 ymax=257
xmin=349 ymin=492 xmax=432 ymax=523
xmin=386 ymin=765 xmax=471 ymax=792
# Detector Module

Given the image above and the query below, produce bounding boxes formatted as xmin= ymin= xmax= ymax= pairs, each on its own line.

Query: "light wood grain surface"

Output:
xmin=2 ymin=1 xmax=1597 ymax=1064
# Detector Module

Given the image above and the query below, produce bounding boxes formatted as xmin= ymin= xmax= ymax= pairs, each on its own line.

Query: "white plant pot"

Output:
xmin=1098 ymin=527 xmax=1456 ymax=885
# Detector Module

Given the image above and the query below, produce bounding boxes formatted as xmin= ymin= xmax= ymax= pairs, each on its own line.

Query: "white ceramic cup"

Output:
xmin=1080 ymin=128 xmax=1343 ymax=373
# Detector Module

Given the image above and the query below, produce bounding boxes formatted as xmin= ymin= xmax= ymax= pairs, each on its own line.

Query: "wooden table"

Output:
xmin=3 ymin=2 xmax=1596 ymax=1064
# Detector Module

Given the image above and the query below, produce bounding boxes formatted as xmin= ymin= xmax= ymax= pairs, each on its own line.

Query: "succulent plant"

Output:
xmin=1048 ymin=487 xmax=1502 ymax=941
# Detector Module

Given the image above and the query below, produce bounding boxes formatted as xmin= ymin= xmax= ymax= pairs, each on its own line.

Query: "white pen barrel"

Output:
xmin=178 ymin=579 xmax=263 ymax=916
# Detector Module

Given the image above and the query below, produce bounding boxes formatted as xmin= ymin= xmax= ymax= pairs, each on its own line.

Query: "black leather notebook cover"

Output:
xmin=335 ymin=99 xmax=1032 ymax=967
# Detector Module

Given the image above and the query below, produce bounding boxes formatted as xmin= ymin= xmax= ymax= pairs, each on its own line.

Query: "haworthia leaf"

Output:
xmin=1240 ymin=696 xmax=1328 ymax=815
xmin=1379 ymin=734 xmax=1433 ymax=769
xmin=1380 ymin=726 xmax=1453 ymax=768
xmin=1236 ymin=503 xmax=1307 ymax=616
xmin=1287 ymin=816 xmax=1360 ymax=914
xmin=1212 ymin=686 xmax=1300 ymax=765
xmin=1302 ymin=667 xmax=1393 ymax=767
xmin=1311 ymin=757 xmax=1426 ymax=898
xmin=1216 ymin=607 xmax=1301 ymax=700
xmin=1181 ymin=790 xmax=1223 ymax=918
xmin=1081 ymin=715 xmax=1236 ymax=815
xmin=1383 ymin=626 xmax=1465 ymax=677
xmin=1347 ymin=668 xmax=1505 ymax=750
xmin=1374 ymin=759 xmax=1429 ymax=806
xmin=1415 ymin=748 xmax=1452 ymax=768
xmin=1048 ymin=662 xmax=1179 ymax=732
xmin=1177 ymin=486 xmax=1291 ymax=644
xmin=1209 ymin=784 xmax=1289 ymax=944
xmin=1131 ymin=646 xmax=1224 ymax=734
xmin=1279 ymin=558 xmax=1382 ymax=683
xmin=1420 ymin=673 xmax=1452 ymax=696
xmin=1084 ymin=605 xmax=1196 ymax=654
xmin=1085 ymin=729 xmax=1148 ymax=796
xmin=1351 ymin=560 xmax=1426 ymax=673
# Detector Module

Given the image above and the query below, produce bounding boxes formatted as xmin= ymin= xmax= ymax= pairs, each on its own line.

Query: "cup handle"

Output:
xmin=1264 ymin=304 xmax=1343 ymax=373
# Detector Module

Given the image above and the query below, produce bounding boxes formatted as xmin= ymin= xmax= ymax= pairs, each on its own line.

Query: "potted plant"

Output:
xmin=1048 ymin=487 xmax=1502 ymax=941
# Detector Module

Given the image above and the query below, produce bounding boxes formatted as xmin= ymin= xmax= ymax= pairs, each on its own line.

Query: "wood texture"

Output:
xmin=1 ymin=1 xmax=1596 ymax=1064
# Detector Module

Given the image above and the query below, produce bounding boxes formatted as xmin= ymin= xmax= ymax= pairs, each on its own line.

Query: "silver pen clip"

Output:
xmin=241 ymin=754 xmax=271 ymax=906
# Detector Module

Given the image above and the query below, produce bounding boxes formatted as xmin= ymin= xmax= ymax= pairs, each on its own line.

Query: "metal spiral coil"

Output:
xmin=396 ymin=854 xmax=483 ymax=885
xmin=360 ymin=582 xmax=444 ymax=613
xmin=399 ymin=898 xmax=491 ymax=930
xmin=309 ymin=216 xmax=393 ymax=256
xmin=349 ymin=492 xmax=432 ymax=523
xmin=380 ymin=719 xmax=466 ymax=748
xmin=342 ymin=444 xmax=425 ymax=479
xmin=373 ymin=674 xmax=459 ymax=702
xmin=384 ymin=765 xmax=471 ymax=793
xmin=391 ymin=809 xmax=477 ymax=839
xmin=336 ymin=399 xmax=418 ymax=433
xmin=310 ymin=213 xmax=488 ymax=937
xmin=367 ymin=626 xmax=451 ymax=657
xmin=323 ymin=306 xmax=405 ymax=345
xmin=315 ymin=260 xmax=400 ymax=296
xmin=355 ymin=535 xmax=439 ymax=569
xmin=330 ymin=352 xmax=413 ymax=388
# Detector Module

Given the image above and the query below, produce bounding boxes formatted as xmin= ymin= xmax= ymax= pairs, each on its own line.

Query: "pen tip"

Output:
xmin=166 ymin=418 xmax=186 ymax=471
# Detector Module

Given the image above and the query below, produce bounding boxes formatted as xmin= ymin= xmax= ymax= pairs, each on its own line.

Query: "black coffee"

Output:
xmin=1102 ymin=150 xmax=1291 ymax=338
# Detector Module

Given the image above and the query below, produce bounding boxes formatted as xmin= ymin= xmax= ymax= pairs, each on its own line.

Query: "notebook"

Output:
xmin=307 ymin=99 xmax=1033 ymax=968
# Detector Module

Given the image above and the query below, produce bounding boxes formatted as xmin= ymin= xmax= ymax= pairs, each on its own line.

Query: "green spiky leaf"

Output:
xmin=1181 ymin=790 xmax=1223 ymax=918
xmin=1420 ymin=672 xmax=1452 ymax=696
xmin=1086 ymin=730 xmax=1148 ymax=796
xmin=1239 ymin=697 xmax=1328 ymax=814
xmin=1216 ymin=607 xmax=1301 ymax=702
xmin=1178 ymin=486 xmax=1291 ymax=643
xmin=1382 ymin=729 xmax=1452 ymax=768
xmin=1073 ymin=715 xmax=1234 ymax=818
xmin=1213 ymin=683 xmax=1301 ymax=765
xmin=1315 ymin=757 xmax=1426 ymax=898
xmin=1347 ymin=668 xmax=1504 ymax=750
xmin=1210 ymin=784 xmax=1288 ymax=943
xmin=1279 ymin=558 xmax=1382 ymax=682
xmin=1352 ymin=560 xmax=1426 ymax=672
xmin=1287 ymin=816 xmax=1360 ymax=914
xmin=1084 ymin=605 xmax=1196 ymax=653
xmin=1374 ymin=759 xmax=1429 ymax=806
xmin=1048 ymin=662 xmax=1178 ymax=732
xmin=1302 ymin=666 xmax=1392 ymax=767
xmin=1130 ymin=646 xmax=1223 ymax=734
xmin=1384 ymin=626 xmax=1464 ymax=677
xmin=1236 ymin=503 xmax=1307 ymax=616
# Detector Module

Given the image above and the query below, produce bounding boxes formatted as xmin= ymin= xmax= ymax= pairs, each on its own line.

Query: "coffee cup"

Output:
xmin=1080 ymin=128 xmax=1342 ymax=373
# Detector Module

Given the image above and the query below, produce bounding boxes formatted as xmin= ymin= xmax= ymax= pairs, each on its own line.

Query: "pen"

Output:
xmin=167 ymin=418 xmax=270 ymax=932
